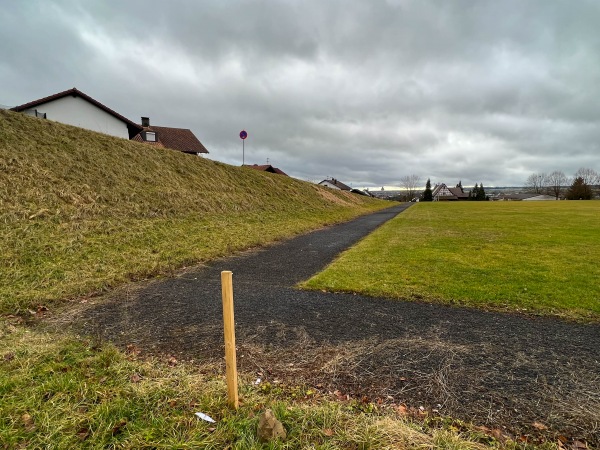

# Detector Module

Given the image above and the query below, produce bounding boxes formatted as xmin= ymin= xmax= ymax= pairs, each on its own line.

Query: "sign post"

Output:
xmin=221 ymin=270 xmax=239 ymax=409
xmin=239 ymin=130 xmax=247 ymax=165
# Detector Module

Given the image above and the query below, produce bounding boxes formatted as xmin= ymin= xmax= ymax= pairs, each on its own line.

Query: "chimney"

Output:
xmin=141 ymin=117 xmax=150 ymax=127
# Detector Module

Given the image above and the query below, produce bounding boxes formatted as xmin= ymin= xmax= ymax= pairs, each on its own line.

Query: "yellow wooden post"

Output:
xmin=221 ymin=271 xmax=239 ymax=409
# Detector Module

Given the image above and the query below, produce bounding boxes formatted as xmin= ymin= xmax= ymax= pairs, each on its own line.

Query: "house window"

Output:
xmin=145 ymin=131 xmax=156 ymax=142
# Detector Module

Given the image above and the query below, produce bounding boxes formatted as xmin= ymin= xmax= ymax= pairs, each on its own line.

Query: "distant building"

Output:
xmin=491 ymin=193 xmax=557 ymax=201
xmin=431 ymin=183 xmax=470 ymax=201
xmin=318 ymin=178 xmax=352 ymax=191
xmin=243 ymin=164 xmax=288 ymax=176
xmin=523 ymin=194 xmax=558 ymax=201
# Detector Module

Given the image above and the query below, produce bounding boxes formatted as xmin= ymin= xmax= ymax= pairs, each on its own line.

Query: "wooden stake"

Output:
xmin=221 ymin=270 xmax=239 ymax=409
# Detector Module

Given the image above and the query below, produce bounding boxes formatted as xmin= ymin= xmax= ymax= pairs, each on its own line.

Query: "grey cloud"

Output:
xmin=2 ymin=0 xmax=600 ymax=187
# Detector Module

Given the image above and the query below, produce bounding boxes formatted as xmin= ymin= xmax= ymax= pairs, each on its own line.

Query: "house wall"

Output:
xmin=30 ymin=96 xmax=130 ymax=139
xmin=433 ymin=185 xmax=453 ymax=200
xmin=319 ymin=181 xmax=341 ymax=190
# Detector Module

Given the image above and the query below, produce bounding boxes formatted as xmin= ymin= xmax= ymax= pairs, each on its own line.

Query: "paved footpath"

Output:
xmin=71 ymin=204 xmax=600 ymax=442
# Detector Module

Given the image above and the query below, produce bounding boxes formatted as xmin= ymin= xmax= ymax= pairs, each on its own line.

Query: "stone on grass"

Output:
xmin=257 ymin=409 xmax=286 ymax=442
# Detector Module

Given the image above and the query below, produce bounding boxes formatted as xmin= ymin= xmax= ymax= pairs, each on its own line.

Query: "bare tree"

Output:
xmin=525 ymin=173 xmax=546 ymax=194
xmin=400 ymin=174 xmax=421 ymax=201
xmin=574 ymin=167 xmax=599 ymax=186
xmin=546 ymin=170 xmax=568 ymax=199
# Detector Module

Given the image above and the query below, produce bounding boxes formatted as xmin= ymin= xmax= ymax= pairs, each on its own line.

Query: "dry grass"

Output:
xmin=223 ymin=325 xmax=599 ymax=446
xmin=1 ymin=318 xmax=499 ymax=449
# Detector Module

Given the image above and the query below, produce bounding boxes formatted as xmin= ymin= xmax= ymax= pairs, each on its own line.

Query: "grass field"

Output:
xmin=302 ymin=201 xmax=600 ymax=321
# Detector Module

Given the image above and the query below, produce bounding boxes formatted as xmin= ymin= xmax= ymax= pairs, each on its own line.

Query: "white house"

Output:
xmin=431 ymin=183 xmax=470 ymax=201
xmin=11 ymin=88 xmax=141 ymax=139
xmin=318 ymin=178 xmax=352 ymax=191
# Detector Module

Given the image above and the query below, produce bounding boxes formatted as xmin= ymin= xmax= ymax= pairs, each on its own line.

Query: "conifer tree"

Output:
xmin=423 ymin=178 xmax=433 ymax=201
xmin=477 ymin=183 xmax=487 ymax=201
xmin=566 ymin=176 xmax=592 ymax=200
xmin=470 ymin=183 xmax=479 ymax=200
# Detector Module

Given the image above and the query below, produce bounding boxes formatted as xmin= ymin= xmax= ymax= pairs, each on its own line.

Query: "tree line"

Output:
xmin=395 ymin=167 xmax=599 ymax=202
xmin=525 ymin=168 xmax=599 ymax=200
xmin=398 ymin=176 xmax=488 ymax=201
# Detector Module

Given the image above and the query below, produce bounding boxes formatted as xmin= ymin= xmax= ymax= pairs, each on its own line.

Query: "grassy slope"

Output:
xmin=0 ymin=109 xmax=389 ymax=313
xmin=303 ymin=201 xmax=600 ymax=321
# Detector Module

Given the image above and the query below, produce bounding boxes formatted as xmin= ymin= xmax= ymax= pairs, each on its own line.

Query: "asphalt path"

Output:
xmin=69 ymin=203 xmax=600 ymax=443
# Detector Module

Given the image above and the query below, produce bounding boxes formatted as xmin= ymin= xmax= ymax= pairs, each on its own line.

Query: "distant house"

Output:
xmin=132 ymin=117 xmax=208 ymax=156
xmin=318 ymin=178 xmax=352 ymax=191
xmin=351 ymin=188 xmax=371 ymax=196
xmin=243 ymin=164 xmax=288 ymax=176
xmin=431 ymin=183 xmax=470 ymax=201
xmin=11 ymin=88 xmax=142 ymax=139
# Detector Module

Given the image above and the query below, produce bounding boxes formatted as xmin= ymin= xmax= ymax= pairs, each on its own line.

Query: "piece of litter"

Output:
xmin=254 ymin=378 xmax=261 ymax=385
xmin=195 ymin=412 xmax=216 ymax=423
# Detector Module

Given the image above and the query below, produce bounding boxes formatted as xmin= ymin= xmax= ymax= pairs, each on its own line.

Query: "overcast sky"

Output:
xmin=2 ymin=0 xmax=600 ymax=188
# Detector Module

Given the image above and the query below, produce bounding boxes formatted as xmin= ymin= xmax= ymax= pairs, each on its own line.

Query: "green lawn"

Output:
xmin=302 ymin=201 xmax=600 ymax=320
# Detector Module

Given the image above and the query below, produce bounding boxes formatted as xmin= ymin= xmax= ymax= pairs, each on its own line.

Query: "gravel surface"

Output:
xmin=59 ymin=204 xmax=600 ymax=444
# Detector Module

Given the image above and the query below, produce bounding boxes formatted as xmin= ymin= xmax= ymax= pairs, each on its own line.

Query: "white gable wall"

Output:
xmin=319 ymin=180 xmax=341 ymax=190
xmin=33 ymin=96 xmax=130 ymax=139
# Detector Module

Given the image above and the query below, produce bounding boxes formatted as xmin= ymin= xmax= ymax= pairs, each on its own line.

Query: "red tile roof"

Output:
xmin=133 ymin=126 xmax=208 ymax=154
xmin=11 ymin=88 xmax=142 ymax=137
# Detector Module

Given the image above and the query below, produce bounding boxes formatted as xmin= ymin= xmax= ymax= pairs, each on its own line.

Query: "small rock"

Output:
xmin=22 ymin=413 xmax=35 ymax=431
xmin=257 ymin=409 xmax=286 ymax=443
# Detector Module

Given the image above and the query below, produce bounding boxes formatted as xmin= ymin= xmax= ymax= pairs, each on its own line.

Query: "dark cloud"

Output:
xmin=2 ymin=0 xmax=600 ymax=187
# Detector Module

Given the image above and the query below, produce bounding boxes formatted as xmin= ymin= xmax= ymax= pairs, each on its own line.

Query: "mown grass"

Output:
xmin=0 ymin=109 xmax=389 ymax=313
xmin=302 ymin=201 xmax=600 ymax=321
xmin=0 ymin=320 xmax=501 ymax=449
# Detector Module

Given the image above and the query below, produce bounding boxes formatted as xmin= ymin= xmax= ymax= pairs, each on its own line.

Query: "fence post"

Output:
xmin=221 ymin=271 xmax=239 ymax=409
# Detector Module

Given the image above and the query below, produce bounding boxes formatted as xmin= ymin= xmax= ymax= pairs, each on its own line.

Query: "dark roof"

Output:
xmin=11 ymin=88 xmax=142 ymax=138
xmin=244 ymin=164 xmax=288 ymax=176
xmin=447 ymin=187 xmax=469 ymax=198
xmin=132 ymin=126 xmax=209 ymax=154
xmin=319 ymin=178 xmax=352 ymax=191
xmin=350 ymin=188 xmax=370 ymax=196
